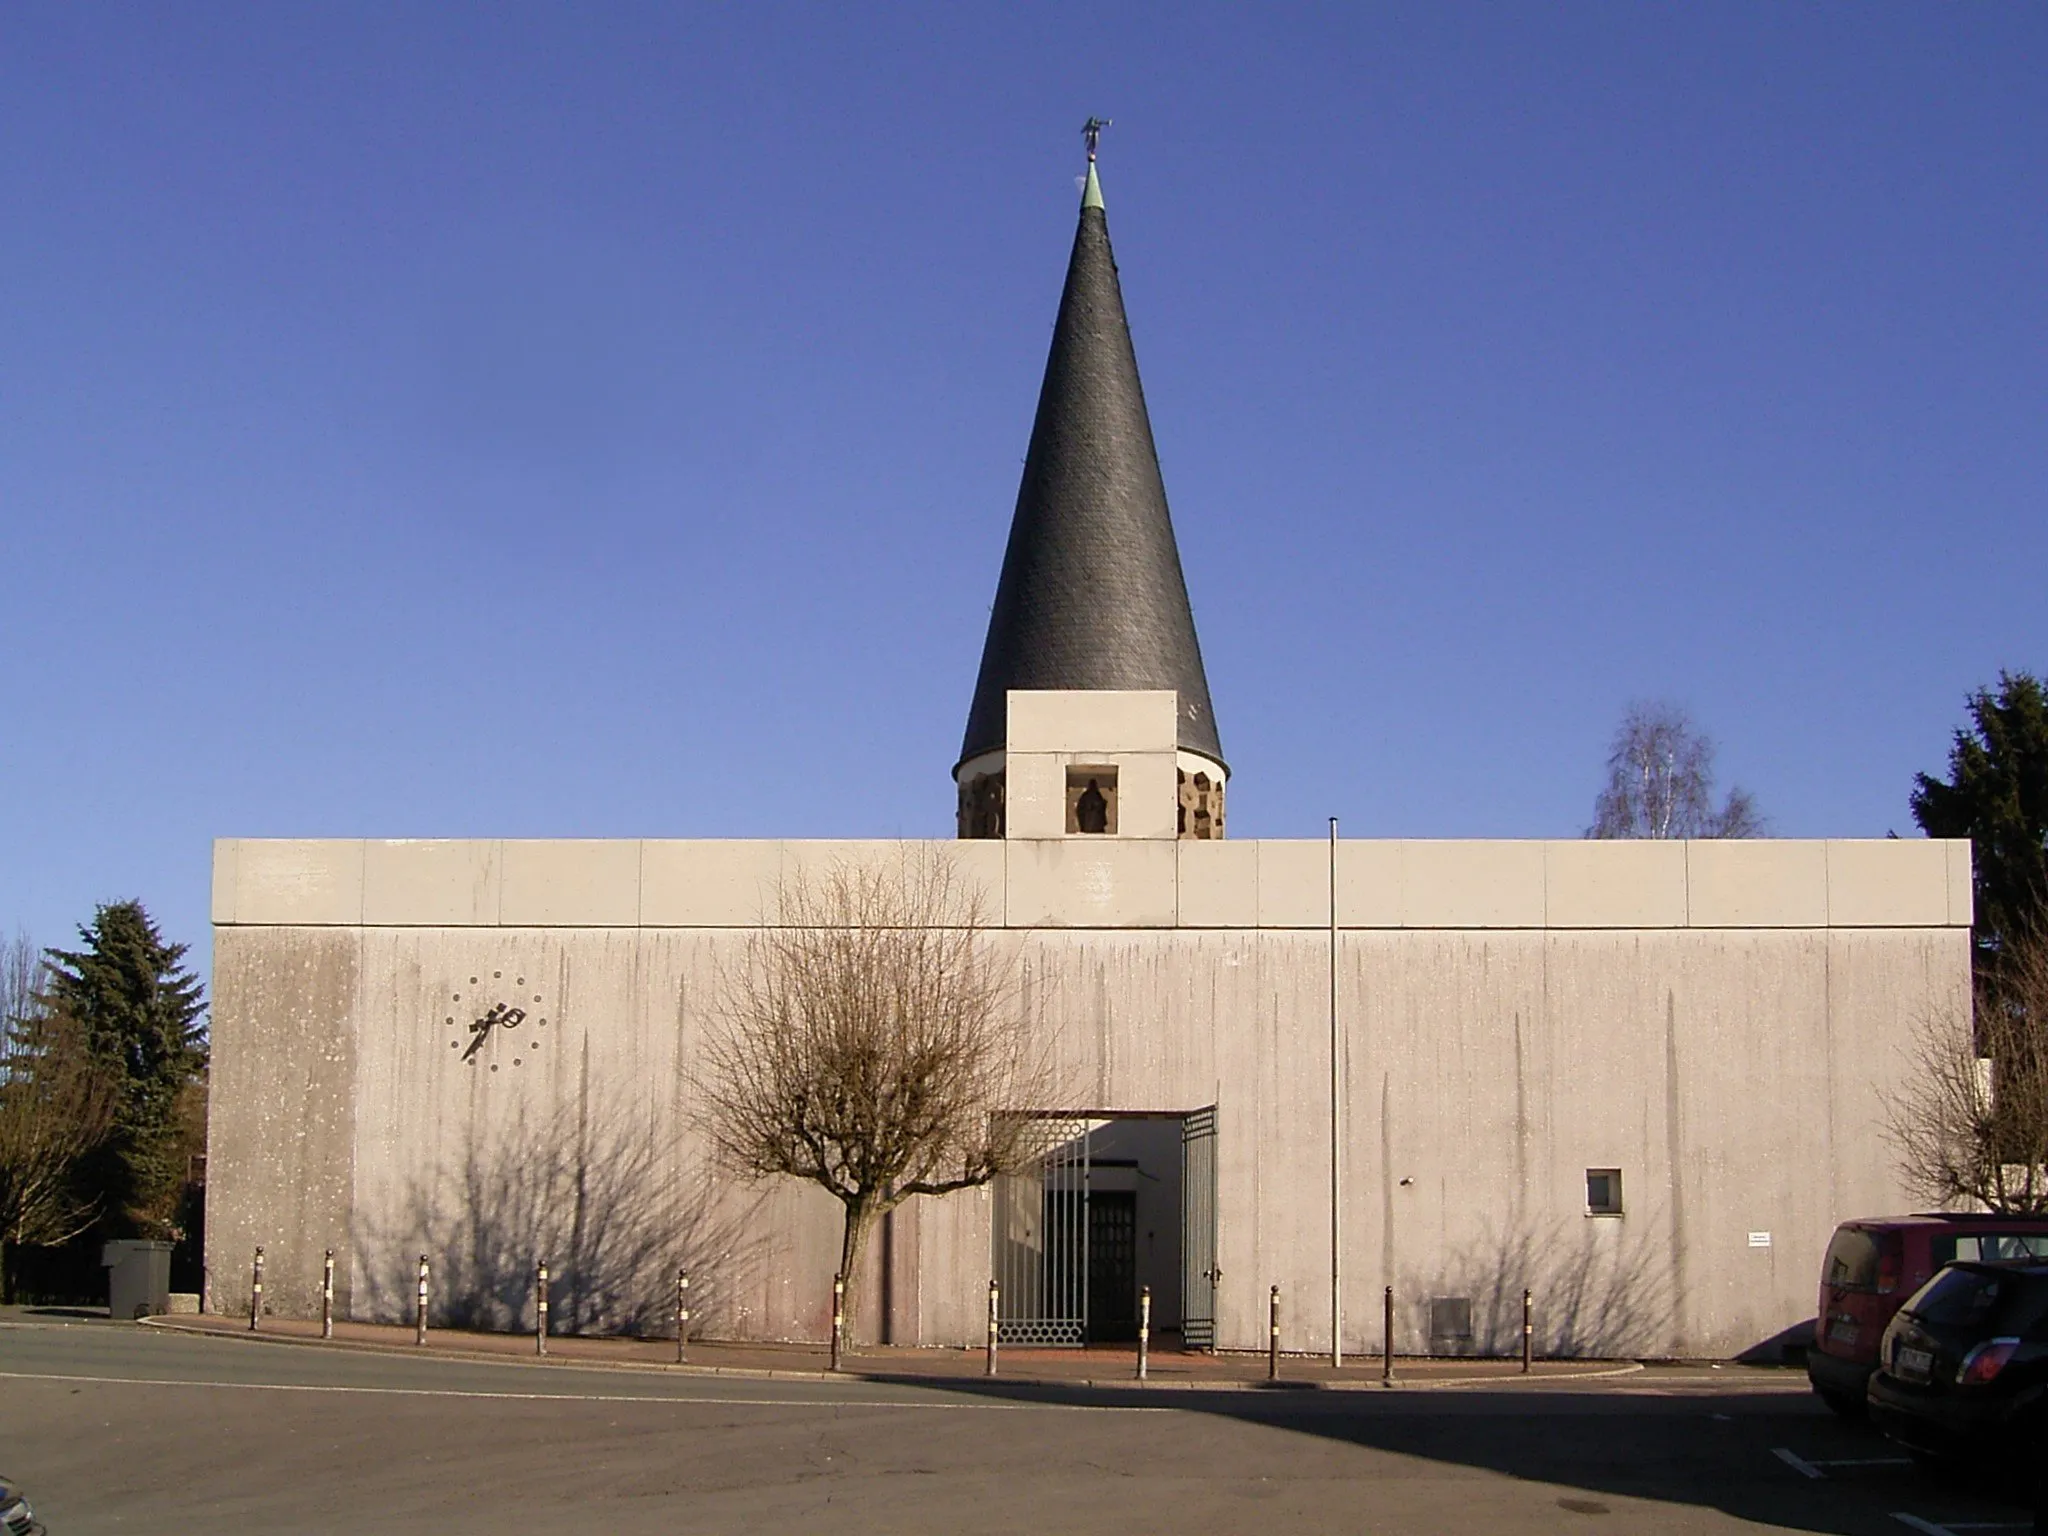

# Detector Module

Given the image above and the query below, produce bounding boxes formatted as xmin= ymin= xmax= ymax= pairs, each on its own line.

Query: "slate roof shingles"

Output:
xmin=959 ymin=183 xmax=1223 ymax=770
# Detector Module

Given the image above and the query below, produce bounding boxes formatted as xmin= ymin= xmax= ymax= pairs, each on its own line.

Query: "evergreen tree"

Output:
xmin=1912 ymin=671 xmax=2048 ymax=970
xmin=42 ymin=902 xmax=207 ymax=1237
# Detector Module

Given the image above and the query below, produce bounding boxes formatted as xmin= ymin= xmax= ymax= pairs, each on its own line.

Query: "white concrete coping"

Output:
xmin=1006 ymin=690 xmax=1178 ymax=754
xmin=214 ymin=837 xmax=1971 ymax=932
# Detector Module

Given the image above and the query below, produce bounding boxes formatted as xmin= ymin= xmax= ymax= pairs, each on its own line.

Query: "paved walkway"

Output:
xmin=143 ymin=1310 xmax=1651 ymax=1389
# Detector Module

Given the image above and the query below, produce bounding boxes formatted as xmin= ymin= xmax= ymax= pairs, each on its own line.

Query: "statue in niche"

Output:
xmin=1075 ymin=778 xmax=1109 ymax=834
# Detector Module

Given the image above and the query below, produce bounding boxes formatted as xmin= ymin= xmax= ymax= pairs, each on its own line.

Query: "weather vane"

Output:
xmin=1082 ymin=116 xmax=1111 ymax=163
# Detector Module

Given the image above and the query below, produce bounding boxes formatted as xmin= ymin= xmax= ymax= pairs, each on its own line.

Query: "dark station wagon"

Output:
xmin=1867 ymin=1260 xmax=2048 ymax=1492
xmin=1807 ymin=1213 xmax=2048 ymax=1416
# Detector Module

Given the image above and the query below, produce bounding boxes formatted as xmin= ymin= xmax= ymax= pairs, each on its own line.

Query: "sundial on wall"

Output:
xmin=446 ymin=970 xmax=548 ymax=1072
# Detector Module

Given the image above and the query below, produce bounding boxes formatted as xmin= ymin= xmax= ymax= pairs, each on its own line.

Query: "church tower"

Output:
xmin=956 ymin=140 xmax=1226 ymax=841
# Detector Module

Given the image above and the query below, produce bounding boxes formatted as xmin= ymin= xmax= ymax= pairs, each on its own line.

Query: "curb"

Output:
xmin=1392 ymin=1361 xmax=1646 ymax=1390
xmin=139 ymin=1318 xmax=847 ymax=1384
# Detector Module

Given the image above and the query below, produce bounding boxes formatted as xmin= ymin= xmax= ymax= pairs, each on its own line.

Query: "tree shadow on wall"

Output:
xmin=1410 ymin=1213 xmax=1675 ymax=1358
xmin=352 ymin=1099 xmax=770 ymax=1336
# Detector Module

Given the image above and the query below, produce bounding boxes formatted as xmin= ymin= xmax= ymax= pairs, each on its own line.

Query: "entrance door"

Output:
xmin=1181 ymin=1106 xmax=1219 ymax=1350
xmin=1085 ymin=1191 xmax=1138 ymax=1342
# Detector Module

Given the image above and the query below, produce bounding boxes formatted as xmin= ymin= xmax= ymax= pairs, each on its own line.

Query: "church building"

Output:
xmin=206 ymin=152 xmax=1970 ymax=1360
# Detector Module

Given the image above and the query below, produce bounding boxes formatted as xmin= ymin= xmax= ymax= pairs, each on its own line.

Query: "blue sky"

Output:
xmin=3 ymin=4 xmax=2043 ymax=976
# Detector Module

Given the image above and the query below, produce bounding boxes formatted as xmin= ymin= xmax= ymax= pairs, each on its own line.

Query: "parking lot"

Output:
xmin=1759 ymin=1412 xmax=2032 ymax=1536
xmin=0 ymin=1311 xmax=2034 ymax=1534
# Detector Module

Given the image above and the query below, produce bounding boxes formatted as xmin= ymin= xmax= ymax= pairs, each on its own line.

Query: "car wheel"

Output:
xmin=1909 ymin=1449 xmax=1966 ymax=1487
xmin=2009 ymin=1412 xmax=2048 ymax=1521
xmin=1817 ymin=1389 xmax=1866 ymax=1421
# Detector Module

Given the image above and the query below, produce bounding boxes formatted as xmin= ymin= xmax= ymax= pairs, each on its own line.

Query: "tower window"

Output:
xmin=957 ymin=771 xmax=1005 ymax=839
xmin=1177 ymin=768 xmax=1224 ymax=840
xmin=1065 ymin=767 xmax=1118 ymax=834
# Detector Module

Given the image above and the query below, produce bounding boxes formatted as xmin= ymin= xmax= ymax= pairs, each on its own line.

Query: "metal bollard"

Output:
xmin=1381 ymin=1284 xmax=1394 ymax=1385
xmin=830 ymin=1273 xmax=845 ymax=1372
xmin=249 ymin=1247 xmax=264 ymax=1332
xmin=676 ymin=1270 xmax=690 ymax=1364
xmin=1136 ymin=1286 xmax=1151 ymax=1381
xmin=321 ymin=1250 xmax=334 ymax=1339
xmin=536 ymin=1259 xmax=550 ymax=1357
xmin=415 ymin=1254 xmax=430 ymax=1346
xmin=1269 ymin=1285 xmax=1281 ymax=1381
xmin=985 ymin=1279 xmax=999 ymax=1377
xmin=1521 ymin=1287 xmax=1533 ymax=1374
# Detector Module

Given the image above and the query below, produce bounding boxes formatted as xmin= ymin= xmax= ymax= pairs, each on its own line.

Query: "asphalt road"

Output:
xmin=0 ymin=1313 xmax=2032 ymax=1534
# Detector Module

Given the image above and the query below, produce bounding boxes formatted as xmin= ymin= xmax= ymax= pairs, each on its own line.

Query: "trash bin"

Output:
xmin=102 ymin=1240 xmax=174 ymax=1320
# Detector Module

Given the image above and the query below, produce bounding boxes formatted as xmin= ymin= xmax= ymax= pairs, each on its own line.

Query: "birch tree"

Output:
xmin=1588 ymin=701 xmax=1764 ymax=839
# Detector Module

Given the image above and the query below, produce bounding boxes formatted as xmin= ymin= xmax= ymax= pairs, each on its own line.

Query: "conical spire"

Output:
xmin=958 ymin=155 xmax=1223 ymax=770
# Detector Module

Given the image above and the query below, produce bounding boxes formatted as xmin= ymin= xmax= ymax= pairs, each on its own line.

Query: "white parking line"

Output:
xmin=1773 ymin=1446 xmax=1914 ymax=1479
xmin=0 ymin=1368 xmax=1170 ymax=1413
xmin=1892 ymin=1516 xmax=2031 ymax=1534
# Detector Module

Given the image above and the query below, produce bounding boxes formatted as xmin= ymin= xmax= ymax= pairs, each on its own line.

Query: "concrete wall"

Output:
xmin=208 ymin=834 xmax=1970 ymax=1358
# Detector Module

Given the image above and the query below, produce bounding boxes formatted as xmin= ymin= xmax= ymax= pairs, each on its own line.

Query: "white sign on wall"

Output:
xmin=1748 ymin=1231 xmax=1772 ymax=1248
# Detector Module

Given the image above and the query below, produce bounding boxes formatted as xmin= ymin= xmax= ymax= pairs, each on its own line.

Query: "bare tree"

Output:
xmin=0 ymin=934 xmax=119 ymax=1299
xmin=1588 ymin=701 xmax=1765 ymax=839
xmin=700 ymin=852 xmax=1062 ymax=1349
xmin=1889 ymin=925 xmax=2048 ymax=1214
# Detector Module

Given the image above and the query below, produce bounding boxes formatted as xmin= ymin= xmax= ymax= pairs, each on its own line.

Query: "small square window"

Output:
xmin=1586 ymin=1168 xmax=1623 ymax=1216
xmin=1065 ymin=766 xmax=1118 ymax=835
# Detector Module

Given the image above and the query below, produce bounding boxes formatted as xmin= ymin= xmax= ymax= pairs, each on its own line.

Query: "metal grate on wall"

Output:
xmin=1429 ymin=1296 xmax=1474 ymax=1344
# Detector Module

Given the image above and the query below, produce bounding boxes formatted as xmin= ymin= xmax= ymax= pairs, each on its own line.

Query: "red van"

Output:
xmin=1807 ymin=1213 xmax=2048 ymax=1416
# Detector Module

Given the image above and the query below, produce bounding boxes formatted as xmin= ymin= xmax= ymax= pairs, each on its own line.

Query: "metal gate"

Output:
xmin=1181 ymin=1106 xmax=1220 ymax=1350
xmin=993 ymin=1117 xmax=1091 ymax=1345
